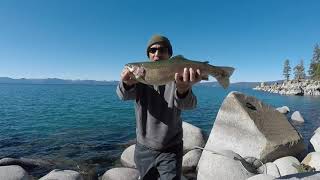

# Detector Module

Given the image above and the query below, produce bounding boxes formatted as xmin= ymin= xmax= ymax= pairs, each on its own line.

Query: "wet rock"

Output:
xmin=276 ymin=106 xmax=290 ymax=114
xmin=0 ymin=157 xmax=53 ymax=170
xmin=39 ymin=169 xmax=83 ymax=180
xmin=291 ymin=111 xmax=305 ymax=123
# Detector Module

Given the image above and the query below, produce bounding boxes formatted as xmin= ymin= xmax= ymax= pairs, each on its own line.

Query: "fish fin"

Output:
xmin=172 ymin=55 xmax=209 ymax=64
xmin=174 ymin=55 xmax=185 ymax=58
xmin=170 ymin=55 xmax=185 ymax=60
xmin=209 ymin=67 xmax=235 ymax=89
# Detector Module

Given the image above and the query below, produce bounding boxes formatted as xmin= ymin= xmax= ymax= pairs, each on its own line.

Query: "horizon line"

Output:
xmin=0 ymin=76 xmax=284 ymax=83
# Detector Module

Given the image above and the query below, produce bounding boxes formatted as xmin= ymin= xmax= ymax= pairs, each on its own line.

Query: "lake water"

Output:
xmin=0 ymin=84 xmax=319 ymax=178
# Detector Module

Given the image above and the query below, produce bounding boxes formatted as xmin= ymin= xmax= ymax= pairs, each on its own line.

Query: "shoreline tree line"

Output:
xmin=283 ymin=44 xmax=320 ymax=81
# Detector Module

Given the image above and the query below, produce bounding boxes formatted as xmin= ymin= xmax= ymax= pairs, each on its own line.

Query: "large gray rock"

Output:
xmin=247 ymin=174 xmax=275 ymax=180
xmin=102 ymin=168 xmax=139 ymax=180
xmin=273 ymin=156 xmax=300 ymax=176
xmin=39 ymin=169 xmax=83 ymax=180
xmin=182 ymin=121 xmax=206 ymax=153
xmin=277 ymin=171 xmax=320 ymax=179
xmin=291 ymin=111 xmax=305 ymax=123
xmin=121 ymin=144 xmax=136 ymax=168
xmin=182 ymin=149 xmax=202 ymax=173
xmin=310 ymin=127 xmax=320 ymax=152
xmin=197 ymin=148 xmax=255 ymax=180
xmin=198 ymin=91 xmax=304 ymax=163
xmin=0 ymin=165 xmax=30 ymax=180
xmin=276 ymin=106 xmax=290 ymax=114
xmin=258 ymin=162 xmax=281 ymax=178
xmin=302 ymin=152 xmax=320 ymax=171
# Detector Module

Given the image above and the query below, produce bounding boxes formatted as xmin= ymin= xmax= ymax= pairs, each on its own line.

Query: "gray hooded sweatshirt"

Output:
xmin=116 ymin=81 xmax=197 ymax=150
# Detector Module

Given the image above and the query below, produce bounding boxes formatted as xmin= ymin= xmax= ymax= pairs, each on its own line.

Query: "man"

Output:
xmin=116 ymin=35 xmax=201 ymax=180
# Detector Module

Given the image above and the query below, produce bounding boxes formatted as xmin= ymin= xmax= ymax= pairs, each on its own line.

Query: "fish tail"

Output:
xmin=208 ymin=66 xmax=235 ymax=89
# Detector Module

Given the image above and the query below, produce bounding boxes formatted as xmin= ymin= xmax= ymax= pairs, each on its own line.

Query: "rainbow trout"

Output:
xmin=125 ymin=55 xmax=235 ymax=88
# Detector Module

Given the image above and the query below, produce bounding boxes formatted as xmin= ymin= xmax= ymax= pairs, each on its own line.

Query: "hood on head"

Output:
xmin=146 ymin=35 xmax=173 ymax=57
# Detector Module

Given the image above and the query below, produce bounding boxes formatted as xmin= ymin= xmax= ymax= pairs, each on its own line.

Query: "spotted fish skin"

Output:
xmin=125 ymin=55 xmax=235 ymax=88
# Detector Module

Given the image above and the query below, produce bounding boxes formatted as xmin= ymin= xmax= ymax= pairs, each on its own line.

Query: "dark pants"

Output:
xmin=134 ymin=142 xmax=183 ymax=180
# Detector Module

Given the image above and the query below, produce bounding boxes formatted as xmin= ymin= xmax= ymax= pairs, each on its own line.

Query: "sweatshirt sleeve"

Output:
xmin=174 ymin=88 xmax=197 ymax=110
xmin=116 ymin=81 xmax=136 ymax=100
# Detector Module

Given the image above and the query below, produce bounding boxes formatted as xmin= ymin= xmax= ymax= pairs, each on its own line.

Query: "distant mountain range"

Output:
xmin=0 ymin=77 xmax=283 ymax=88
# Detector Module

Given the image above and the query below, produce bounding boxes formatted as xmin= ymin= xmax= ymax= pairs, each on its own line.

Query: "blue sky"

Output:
xmin=0 ymin=0 xmax=319 ymax=82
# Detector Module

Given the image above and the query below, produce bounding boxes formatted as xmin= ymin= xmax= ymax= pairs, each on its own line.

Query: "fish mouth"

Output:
xmin=124 ymin=64 xmax=146 ymax=80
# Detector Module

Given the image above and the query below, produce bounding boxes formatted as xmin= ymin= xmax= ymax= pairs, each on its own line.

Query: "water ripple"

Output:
xmin=0 ymin=84 xmax=319 ymax=178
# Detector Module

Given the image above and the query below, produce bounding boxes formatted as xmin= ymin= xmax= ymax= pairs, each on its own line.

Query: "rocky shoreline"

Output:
xmin=253 ymin=80 xmax=320 ymax=96
xmin=1 ymin=91 xmax=320 ymax=180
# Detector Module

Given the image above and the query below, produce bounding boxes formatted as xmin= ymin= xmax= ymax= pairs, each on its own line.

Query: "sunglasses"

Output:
xmin=148 ymin=47 xmax=168 ymax=54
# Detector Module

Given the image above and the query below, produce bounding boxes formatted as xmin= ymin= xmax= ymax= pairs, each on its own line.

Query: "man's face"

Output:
xmin=148 ymin=43 xmax=170 ymax=62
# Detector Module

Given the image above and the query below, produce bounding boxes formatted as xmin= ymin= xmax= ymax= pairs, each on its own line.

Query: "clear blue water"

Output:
xmin=0 ymin=84 xmax=320 ymax=177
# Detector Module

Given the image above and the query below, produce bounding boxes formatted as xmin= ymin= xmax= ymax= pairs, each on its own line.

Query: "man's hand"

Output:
xmin=121 ymin=68 xmax=138 ymax=86
xmin=175 ymin=68 xmax=201 ymax=95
